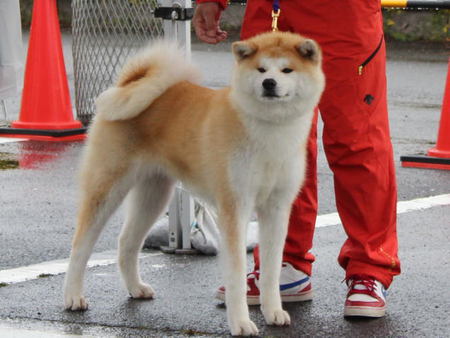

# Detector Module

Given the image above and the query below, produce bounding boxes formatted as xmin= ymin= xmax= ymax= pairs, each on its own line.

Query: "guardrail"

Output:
xmin=381 ymin=0 xmax=450 ymax=8
xmin=226 ymin=0 xmax=450 ymax=8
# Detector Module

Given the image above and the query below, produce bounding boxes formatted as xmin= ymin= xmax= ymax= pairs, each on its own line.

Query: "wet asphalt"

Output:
xmin=0 ymin=35 xmax=449 ymax=337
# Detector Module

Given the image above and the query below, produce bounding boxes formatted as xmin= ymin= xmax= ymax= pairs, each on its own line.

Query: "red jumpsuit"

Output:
xmin=200 ymin=0 xmax=401 ymax=288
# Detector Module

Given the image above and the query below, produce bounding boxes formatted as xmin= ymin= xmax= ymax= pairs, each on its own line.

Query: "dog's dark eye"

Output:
xmin=282 ymin=68 xmax=293 ymax=74
xmin=257 ymin=67 xmax=266 ymax=73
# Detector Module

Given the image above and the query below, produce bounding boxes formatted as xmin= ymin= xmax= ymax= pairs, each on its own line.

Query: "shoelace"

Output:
xmin=347 ymin=275 xmax=377 ymax=296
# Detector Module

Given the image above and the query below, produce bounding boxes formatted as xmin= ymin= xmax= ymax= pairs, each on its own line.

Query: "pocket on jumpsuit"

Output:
xmin=321 ymin=34 xmax=386 ymax=155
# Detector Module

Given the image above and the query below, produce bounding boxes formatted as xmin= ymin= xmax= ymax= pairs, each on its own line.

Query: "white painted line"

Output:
xmin=316 ymin=212 xmax=341 ymax=228
xmin=316 ymin=193 xmax=450 ymax=228
xmin=0 ymin=318 xmax=102 ymax=337
xmin=0 ymin=325 xmax=82 ymax=337
xmin=0 ymin=194 xmax=448 ymax=286
xmin=397 ymin=193 xmax=450 ymax=213
xmin=0 ymin=250 xmax=161 ymax=285
xmin=0 ymin=137 xmax=27 ymax=143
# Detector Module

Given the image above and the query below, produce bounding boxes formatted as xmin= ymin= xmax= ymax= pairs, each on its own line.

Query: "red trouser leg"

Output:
xmin=243 ymin=0 xmax=401 ymax=287
xmin=319 ymin=38 xmax=401 ymax=288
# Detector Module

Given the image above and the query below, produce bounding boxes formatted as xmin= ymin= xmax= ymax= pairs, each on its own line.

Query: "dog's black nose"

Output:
xmin=262 ymin=78 xmax=277 ymax=90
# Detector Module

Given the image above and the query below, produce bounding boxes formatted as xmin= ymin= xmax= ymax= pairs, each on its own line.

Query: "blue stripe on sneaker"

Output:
xmin=280 ymin=276 xmax=309 ymax=291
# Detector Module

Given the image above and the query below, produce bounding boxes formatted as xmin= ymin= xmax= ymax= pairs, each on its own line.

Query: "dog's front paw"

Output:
xmin=64 ymin=293 xmax=88 ymax=311
xmin=128 ymin=283 xmax=155 ymax=299
xmin=262 ymin=308 xmax=291 ymax=326
xmin=229 ymin=318 xmax=259 ymax=336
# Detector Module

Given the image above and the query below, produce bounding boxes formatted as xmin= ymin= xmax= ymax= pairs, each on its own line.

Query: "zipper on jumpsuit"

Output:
xmin=358 ymin=35 xmax=384 ymax=75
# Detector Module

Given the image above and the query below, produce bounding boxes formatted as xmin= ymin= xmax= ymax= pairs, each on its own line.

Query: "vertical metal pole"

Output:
xmin=167 ymin=186 xmax=182 ymax=250
xmin=160 ymin=0 xmax=192 ymax=60
xmin=1 ymin=100 xmax=7 ymax=121
xmin=180 ymin=188 xmax=195 ymax=250
xmin=177 ymin=0 xmax=192 ymax=61
xmin=165 ymin=185 xmax=196 ymax=253
xmin=158 ymin=0 xmax=196 ymax=253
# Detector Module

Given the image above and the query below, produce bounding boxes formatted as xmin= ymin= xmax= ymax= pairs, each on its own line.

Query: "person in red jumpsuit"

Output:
xmin=193 ymin=0 xmax=401 ymax=317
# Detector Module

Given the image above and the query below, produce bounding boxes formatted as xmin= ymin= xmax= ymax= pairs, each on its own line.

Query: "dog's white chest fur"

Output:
xmin=230 ymin=112 xmax=312 ymax=208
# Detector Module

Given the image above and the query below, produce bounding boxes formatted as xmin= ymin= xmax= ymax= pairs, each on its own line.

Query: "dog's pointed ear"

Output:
xmin=297 ymin=39 xmax=321 ymax=63
xmin=232 ymin=41 xmax=257 ymax=61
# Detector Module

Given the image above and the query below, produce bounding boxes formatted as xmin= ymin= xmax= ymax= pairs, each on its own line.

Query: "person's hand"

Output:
xmin=193 ymin=2 xmax=228 ymax=44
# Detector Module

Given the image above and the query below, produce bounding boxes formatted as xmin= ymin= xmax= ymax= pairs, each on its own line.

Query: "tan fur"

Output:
xmin=65 ymin=32 xmax=325 ymax=336
xmin=233 ymin=32 xmax=322 ymax=75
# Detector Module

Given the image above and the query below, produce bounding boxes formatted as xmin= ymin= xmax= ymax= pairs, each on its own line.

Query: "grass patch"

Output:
xmin=0 ymin=152 xmax=19 ymax=170
xmin=0 ymin=159 xmax=19 ymax=170
xmin=37 ymin=273 xmax=53 ymax=278
xmin=0 ymin=282 xmax=9 ymax=287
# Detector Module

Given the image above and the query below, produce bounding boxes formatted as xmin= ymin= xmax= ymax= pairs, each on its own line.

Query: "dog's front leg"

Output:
xmin=257 ymin=194 xmax=292 ymax=326
xmin=218 ymin=204 xmax=259 ymax=336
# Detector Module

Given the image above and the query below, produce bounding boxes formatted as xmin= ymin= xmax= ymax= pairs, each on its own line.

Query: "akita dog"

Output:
xmin=64 ymin=31 xmax=325 ymax=336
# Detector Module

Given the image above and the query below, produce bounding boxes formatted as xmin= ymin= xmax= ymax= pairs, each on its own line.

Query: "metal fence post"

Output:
xmin=159 ymin=0 xmax=192 ymax=60
xmin=163 ymin=186 xmax=196 ymax=253
xmin=158 ymin=0 xmax=197 ymax=254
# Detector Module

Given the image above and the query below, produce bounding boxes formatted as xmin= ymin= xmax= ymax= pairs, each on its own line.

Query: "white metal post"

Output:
xmin=160 ymin=0 xmax=192 ymax=60
xmin=158 ymin=0 xmax=196 ymax=253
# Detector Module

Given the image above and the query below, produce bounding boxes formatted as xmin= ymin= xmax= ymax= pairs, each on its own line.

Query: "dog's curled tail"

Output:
xmin=95 ymin=41 xmax=199 ymax=121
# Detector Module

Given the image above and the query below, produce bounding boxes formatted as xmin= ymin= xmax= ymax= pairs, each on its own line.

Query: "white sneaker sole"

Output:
xmin=215 ymin=288 xmax=313 ymax=306
xmin=344 ymin=305 xmax=386 ymax=318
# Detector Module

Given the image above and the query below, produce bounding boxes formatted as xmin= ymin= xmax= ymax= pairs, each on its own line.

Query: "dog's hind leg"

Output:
xmin=118 ymin=173 xmax=175 ymax=299
xmin=64 ymin=158 xmax=134 ymax=311
xmin=218 ymin=200 xmax=259 ymax=336
xmin=256 ymin=192 xmax=292 ymax=326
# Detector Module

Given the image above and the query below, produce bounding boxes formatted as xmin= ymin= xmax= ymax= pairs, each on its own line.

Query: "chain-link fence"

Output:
xmin=72 ymin=0 xmax=163 ymax=125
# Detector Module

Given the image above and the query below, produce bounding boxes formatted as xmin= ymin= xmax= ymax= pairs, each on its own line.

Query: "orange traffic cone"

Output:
xmin=0 ymin=0 xmax=86 ymax=141
xmin=401 ymin=59 xmax=450 ymax=170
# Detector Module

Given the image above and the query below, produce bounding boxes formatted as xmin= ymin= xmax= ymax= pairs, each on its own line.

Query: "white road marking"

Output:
xmin=315 ymin=193 xmax=450 ymax=228
xmin=0 ymin=194 xmax=448 ymax=286
xmin=0 ymin=325 xmax=83 ymax=337
xmin=316 ymin=212 xmax=341 ymax=228
xmin=396 ymin=193 xmax=450 ymax=213
xmin=0 ymin=137 xmax=27 ymax=143
xmin=245 ymin=193 xmax=449 ymax=231
xmin=0 ymin=250 xmax=161 ymax=285
xmin=0 ymin=318 xmax=103 ymax=337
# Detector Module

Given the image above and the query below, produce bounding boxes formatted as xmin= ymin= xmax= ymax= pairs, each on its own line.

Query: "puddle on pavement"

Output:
xmin=0 ymin=152 xmax=19 ymax=170
xmin=396 ymin=102 xmax=441 ymax=109
xmin=0 ymin=141 xmax=81 ymax=170
xmin=18 ymin=141 xmax=76 ymax=169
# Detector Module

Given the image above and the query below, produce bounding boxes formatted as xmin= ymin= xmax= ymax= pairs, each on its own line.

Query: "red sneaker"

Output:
xmin=344 ymin=275 xmax=387 ymax=318
xmin=215 ymin=262 xmax=313 ymax=305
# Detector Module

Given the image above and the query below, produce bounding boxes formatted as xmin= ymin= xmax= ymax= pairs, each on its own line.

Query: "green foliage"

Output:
xmin=0 ymin=153 xmax=18 ymax=170
xmin=382 ymin=9 xmax=449 ymax=42
xmin=20 ymin=0 xmax=72 ymax=29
